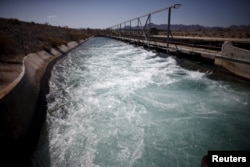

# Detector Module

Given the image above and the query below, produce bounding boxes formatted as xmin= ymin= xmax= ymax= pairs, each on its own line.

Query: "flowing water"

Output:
xmin=33 ymin=37 xmax=250 ymax=167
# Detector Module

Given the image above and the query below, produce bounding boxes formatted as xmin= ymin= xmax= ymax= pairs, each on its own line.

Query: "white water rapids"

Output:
xmin=32 ymin=37 xmax=250 ymax=167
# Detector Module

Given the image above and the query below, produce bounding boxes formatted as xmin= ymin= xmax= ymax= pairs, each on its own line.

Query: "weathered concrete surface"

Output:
xmin=67 ymin=41 xmax=79 ymax=48
xmin=50 ymin=48 xmax=62 ymax=57
xmin=0 ymin=39 xmax=86 ymax=166
xmin=215 ymin=42 xmax=250 ymax=79
xmin=0 ymin=63 xmax=24 ymax=99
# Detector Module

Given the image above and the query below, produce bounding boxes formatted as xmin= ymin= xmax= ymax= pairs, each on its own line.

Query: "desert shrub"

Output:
xmin=37 ymin=35 xmax=47 ymax=42
xmin=46 ymin=37 xmax=65 ymax=47
xmin=246 ymin=33 xmax=250 ymax=38
xmin=42 ymin=43 xmax=52 ymax=52
xmin=9 ymin=18 xmax=21 ymax=25
xmin=0 ymin=31 xmax=15 ymax=56
xmin=231 ymin=34 xmax=236 ymax=38
xmin=150 ymin=28 xmax=159 ymax=35
xmin=68 ymin=32 xmax=81 ymax=41
xmin=66 ymin=30 xmax=89 ymax=41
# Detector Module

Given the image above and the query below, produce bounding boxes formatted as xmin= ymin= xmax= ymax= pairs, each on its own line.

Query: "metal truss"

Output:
xmin=106 ymin=4 xmax=181 ymax=52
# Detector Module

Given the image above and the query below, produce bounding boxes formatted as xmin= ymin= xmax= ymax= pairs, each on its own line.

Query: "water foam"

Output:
xmin=33 ymin=37 xmax=250 ymax=167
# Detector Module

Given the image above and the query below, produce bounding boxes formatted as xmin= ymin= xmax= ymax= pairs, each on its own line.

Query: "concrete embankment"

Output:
xmin=215 ymin=42 xmax=250 ymax=80
xmin=108 ymin=35 xmax=250 ymax=81
xmin=0 ymin=39 xmax=87 ymax=166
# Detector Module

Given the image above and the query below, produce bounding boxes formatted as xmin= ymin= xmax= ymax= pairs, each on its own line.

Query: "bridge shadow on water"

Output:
xmin=150 ymin=48 xmax=249 ymax=85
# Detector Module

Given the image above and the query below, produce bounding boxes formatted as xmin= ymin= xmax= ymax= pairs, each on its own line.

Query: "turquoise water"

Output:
xmin=33 ymin=37 xmax=250 ymax=167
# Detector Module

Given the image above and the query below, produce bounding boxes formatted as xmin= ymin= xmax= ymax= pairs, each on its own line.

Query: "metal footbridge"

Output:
xmin=102 ymin=4 xmax=250 ymax=61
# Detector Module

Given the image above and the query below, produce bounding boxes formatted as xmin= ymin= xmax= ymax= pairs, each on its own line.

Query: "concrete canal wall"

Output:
xmin=215 ymin=42 xmax=250 ymax=80
xmin=0 ymin=40 xmax=86 ymax=165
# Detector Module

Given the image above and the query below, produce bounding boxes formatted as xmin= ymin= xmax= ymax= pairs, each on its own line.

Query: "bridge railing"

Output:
xmin=106 ymin=32 xmax=223 ymax=52
xmin=103 ymin=4 xmax=250 ymax=52
xmin=105 ymin=4 xmax=182 ymax=52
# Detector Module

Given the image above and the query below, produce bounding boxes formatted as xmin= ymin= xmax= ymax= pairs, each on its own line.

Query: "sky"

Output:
xmin=0 ymin=0 xmax=249 ymax=29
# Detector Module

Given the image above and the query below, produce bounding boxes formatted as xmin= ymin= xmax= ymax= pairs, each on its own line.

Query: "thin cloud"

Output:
xmin=47 ymin=15 xmax=57 ymax=19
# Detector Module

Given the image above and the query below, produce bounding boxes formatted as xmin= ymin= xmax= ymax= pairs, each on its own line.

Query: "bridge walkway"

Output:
xmin=108 ymin=35 xmax=221 ymax=60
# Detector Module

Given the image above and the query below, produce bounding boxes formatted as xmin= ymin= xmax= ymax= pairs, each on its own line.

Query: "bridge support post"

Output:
xmin=119 ymin=24 xmax=121 ymax=39
xmin=129 ymin=20 xmax=131 ymax=41
xmin=167 ymin=7 xmax=171 ymax=50
xmin=166 ymin=4 xmax=181 ymax=53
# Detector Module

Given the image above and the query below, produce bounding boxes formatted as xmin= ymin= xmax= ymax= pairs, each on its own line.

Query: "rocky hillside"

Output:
xmin=0 ymin=18 xmax=98 ymax=62
xmin=0 ymin=18 xmax=101 ymax=89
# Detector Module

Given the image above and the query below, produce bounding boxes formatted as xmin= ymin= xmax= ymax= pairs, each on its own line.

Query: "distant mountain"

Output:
xmin=227 ymin=25 xmax=250 ymax=30
xmin=121 ymin=23 xmax=250 ymax=31
xmin=149 ymin=23 xmax=207 ymax=31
